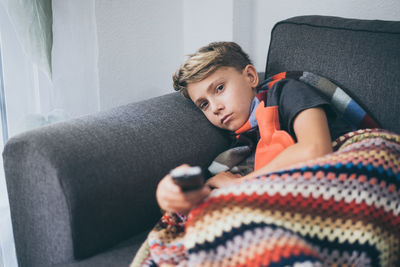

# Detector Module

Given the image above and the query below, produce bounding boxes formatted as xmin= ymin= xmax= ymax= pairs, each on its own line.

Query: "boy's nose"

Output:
xmin=211 ymin=102 xmax=224 ymax=114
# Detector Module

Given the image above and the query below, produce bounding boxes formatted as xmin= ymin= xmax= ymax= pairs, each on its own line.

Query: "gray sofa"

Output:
xmin=3 ymin=15 xmax=400 ymax=267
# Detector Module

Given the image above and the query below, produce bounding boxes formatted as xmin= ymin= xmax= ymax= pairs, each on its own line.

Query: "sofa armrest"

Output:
xmin=3 ymin=92 xmax=231 ymax=267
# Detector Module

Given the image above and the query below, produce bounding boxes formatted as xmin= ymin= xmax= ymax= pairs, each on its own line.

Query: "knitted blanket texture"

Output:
xmin=132 ymin=128 xmax=400 ymax=267
xmin=131 ymin=72 xmax=398 ymax=266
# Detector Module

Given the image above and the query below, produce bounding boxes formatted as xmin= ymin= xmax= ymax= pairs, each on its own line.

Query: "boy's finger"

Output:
xmin=205 ymin=178 xmax=218 ymax=188
xmin=160 ymin=185 xmax=210 ymax=213
xmin=163 ymin=187 xmax=208 ymax=205
xmin=163 ymin=175 xmax=182 ymax=193
xmin=161 ymin=191 xmax=199 ymax=212
xmin=182 ymin=186 xmax=210 ymax=202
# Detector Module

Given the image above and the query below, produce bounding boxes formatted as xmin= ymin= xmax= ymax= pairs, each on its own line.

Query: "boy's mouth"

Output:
xmin=221 ymin=114 xmax=232 ymax=124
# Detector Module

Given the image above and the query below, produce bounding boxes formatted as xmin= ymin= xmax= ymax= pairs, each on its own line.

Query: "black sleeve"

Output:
xmin=277 ymin=79 xmax=336 ymax=141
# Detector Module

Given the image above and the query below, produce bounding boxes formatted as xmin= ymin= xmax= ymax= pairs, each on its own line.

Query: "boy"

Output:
xmin=156 ymin=41 xmax=350 ymax=214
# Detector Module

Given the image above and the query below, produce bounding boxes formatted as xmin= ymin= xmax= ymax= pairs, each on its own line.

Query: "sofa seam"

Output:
xmin=273 ymin=20 xmax=400 ymax=36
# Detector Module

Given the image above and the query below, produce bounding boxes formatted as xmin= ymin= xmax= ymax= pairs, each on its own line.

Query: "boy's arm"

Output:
xmin=242 ymin=107 xmax=332 ymax=180
xmin=206 ymin=107 xmax=332 ymax=188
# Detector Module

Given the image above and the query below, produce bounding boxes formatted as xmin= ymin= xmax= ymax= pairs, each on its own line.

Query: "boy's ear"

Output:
xmin=244 ymin=65 xmax=259 ymax=88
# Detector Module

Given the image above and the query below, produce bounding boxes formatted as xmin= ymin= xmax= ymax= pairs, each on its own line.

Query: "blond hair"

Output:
xmin=172 ymin=42 xmax=252 ymax=98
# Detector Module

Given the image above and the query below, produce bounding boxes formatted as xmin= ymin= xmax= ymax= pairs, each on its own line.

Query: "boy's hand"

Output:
xmin=156 ymin=164 xmax=210 ymax=214
xmin=205 ymin=171 xmax=242 ymax=189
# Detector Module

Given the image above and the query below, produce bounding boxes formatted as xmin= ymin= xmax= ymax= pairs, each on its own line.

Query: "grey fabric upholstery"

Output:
xmin=266 ymin=15 xmax=400 ymax=134
xmin=4 ymin=93 xmax=230 ymax=266
xmin=53 ymin=231 xmax=149 ymax=267
xmin=3 ymin=15 xmax=400 ymax=267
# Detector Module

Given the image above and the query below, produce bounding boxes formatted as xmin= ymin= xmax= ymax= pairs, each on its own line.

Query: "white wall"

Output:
xmin=95 ymin=0 xmax=183 ymax=110
xmin=52 ymin=0 xmax=100 ymax=118
xmin=94 ymin=0 xmax=400 ymax=110
xmin=183 ymin=0 xmax=234 ymax=55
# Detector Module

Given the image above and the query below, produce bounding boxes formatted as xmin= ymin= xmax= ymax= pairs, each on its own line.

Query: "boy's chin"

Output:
xmin=220 ymin=124 xmax=242 ymax=133
xmin=215 ymin=119 xmax=246 ymax=132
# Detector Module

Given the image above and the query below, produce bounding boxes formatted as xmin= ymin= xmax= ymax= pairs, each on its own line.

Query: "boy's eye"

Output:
xmin=216 ymin=84 xmax=224 ymax=92
xmin=199 ymin=101 xmax=208 ymax=110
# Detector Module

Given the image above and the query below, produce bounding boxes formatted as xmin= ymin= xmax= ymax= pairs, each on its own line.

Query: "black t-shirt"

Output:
xmin=271 ymin=79 xmax=352 ymax=141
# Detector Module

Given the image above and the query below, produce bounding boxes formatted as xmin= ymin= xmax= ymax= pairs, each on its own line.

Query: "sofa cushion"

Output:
xmin=54 ymin=230 xmax=148 ymax=267
xmin=265 ymin=15 xmax=400 ymax=134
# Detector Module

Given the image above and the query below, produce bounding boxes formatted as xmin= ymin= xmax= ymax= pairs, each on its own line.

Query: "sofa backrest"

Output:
xmin=265 ymin=15 xmax=400 ymax=134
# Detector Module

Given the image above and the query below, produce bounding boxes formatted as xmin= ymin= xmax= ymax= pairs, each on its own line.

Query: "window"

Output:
xmin=0 ymin=32 xmax=17 ymax=267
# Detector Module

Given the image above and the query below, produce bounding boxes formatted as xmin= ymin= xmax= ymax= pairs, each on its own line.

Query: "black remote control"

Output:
xmin=170 ymin=166 xmax=204 ymax=192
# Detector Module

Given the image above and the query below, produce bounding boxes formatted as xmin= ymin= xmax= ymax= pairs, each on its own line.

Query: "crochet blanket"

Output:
xmin=131 ymin=128 xmax=400 ymax=267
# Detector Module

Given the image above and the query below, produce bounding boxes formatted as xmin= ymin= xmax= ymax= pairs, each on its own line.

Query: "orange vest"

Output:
xmin=254 ymin=102 xmax=295 ymax=170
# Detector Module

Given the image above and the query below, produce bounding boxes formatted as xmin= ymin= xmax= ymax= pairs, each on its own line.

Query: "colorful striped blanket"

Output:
xmin=131 ymin=128 xmax=400 ymax=267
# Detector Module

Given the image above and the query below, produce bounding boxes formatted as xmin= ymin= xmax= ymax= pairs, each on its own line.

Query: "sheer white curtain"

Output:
xmin=0 ymin=1 xmax=99 ymax=266
xmin=0 ymin=0 xmax=100 ymax=138
xmin=0 ymin=35 xmax=11 ymax=267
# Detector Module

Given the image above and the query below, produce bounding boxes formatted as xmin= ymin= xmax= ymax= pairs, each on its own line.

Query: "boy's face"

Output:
xmin=187 ymin=65 xmax=258 ymax=132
